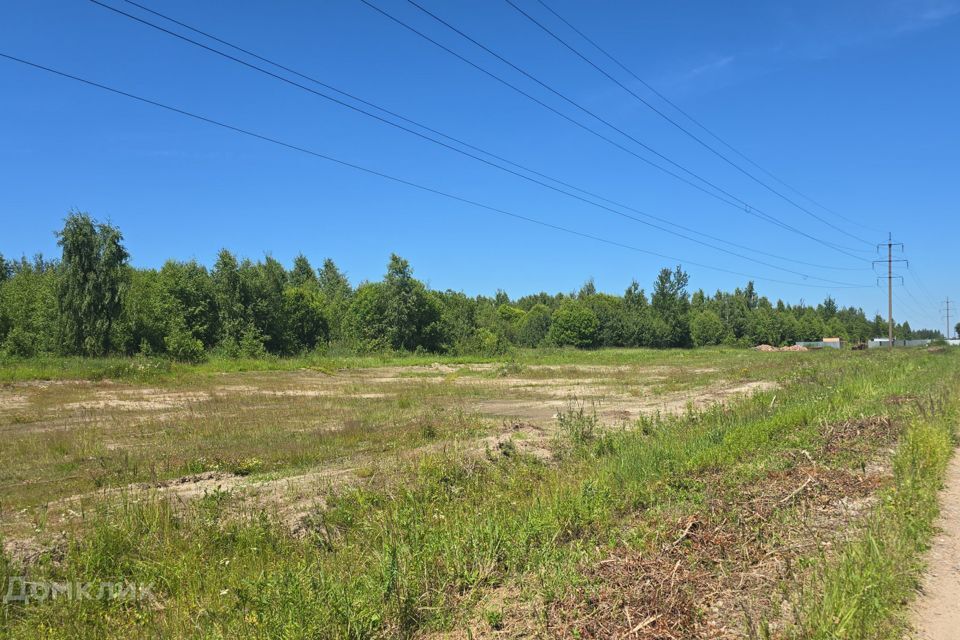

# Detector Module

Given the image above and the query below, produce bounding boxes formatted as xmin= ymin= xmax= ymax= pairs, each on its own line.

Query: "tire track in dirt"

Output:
xmin=911 ymin=452 xmax=960 ymax=639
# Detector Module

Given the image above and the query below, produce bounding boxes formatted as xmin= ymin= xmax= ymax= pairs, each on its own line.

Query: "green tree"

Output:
xmin=650 ymin=266 xmax=691 ymax=347
xmin=160 ymin=260 xmax=218 ymax=348
xmin=584 ymin=293 xmax=628 ymax=347
xmin=282 ymin=287 xmax=328 ymax=353
xmin=289 ymin=254 xmax=317 ymax=289
xmin=690 ymin=310 xmax=725 ymax=347
xmin=895 ymin=320 xmax=912 ymax=340
xmin=436 ymin=290 xmax=478 ymax=353
xmin=56 ymin=212 xmax=129 ymax=356
xmin=0 ymin=257 xmax=59 ymax=356
xmin=577 ymin=278 xmax=596 ymax=298
xmin=495 ymin=303 xmax=525 ymax=343
xmin=344 ymin=282 xmax=390 ymax=352
xmin=117 ymin=268 xmax=169 ymax=355
xmin=750 ymin=306 xmax=783 ymax=345
xmin=798 ymin=308 xmax=826 ymax=341
xmin=318 ymin=258 xmax=352 ymax=341
xmin=0 ymin=254 xmax=10 ymax=283
xmin=212 ymin=249 xmax=245 ymax=346
xmin=547 ymin=301 xmax=599 ymax=348
xmin=819 ymin=296 xmax=838 ymax=320
xmin=381 ymin=255 xmax=442 ymax=351
xmin=241 ymin=256 xmax=288 ymax=353
xmin=164 ymin=317 xmax=206 ymax=363
xmin=518 ymin=303 xmax=552 ymax=347
xmin=623 ymin=281 xmax=651 ymax=347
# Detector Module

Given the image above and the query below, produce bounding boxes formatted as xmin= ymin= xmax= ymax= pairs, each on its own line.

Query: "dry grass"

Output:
xmin=0 ymin=354 xmax=783 ymax=546
xmin=534 ymin=422 xmax=898 ymax=639
xmin=1 ymin=348 xmax=956 ymax=639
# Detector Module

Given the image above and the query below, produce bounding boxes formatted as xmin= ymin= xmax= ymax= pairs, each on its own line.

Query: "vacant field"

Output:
xmin=0 ymin=347 xmax=957 ymax=638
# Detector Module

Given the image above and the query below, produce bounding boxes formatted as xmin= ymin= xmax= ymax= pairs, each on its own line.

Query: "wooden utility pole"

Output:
xmin=874 ymin=233 xmax=905 ymax=349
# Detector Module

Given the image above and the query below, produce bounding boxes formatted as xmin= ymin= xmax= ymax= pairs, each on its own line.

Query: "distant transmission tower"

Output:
xmin=874 ymin=233 xmax=906 ymax=348
xmin=943 ymin=297 xmax=953 ymax=339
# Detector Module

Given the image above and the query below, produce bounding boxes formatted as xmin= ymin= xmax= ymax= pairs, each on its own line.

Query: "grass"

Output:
xmin=786 ymin=395 xmax=956 ymax=639
xmin=0 ymin=347 xmax=957 ymax=637
xmin=0 ymin=345 xmax=804 ymax=383
xmin=0 ymin=346 xmax=793 ymax=512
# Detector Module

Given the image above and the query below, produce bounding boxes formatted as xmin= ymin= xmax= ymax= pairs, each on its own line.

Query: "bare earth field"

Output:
xmin=0 ymin=358 xmax=774 ymax=541
xmin=0 ymin=348 xmax=957 ymax=639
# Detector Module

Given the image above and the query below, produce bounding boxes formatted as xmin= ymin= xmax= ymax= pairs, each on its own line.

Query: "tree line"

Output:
xmin=0 ymin=213 xmax=935 ymax=361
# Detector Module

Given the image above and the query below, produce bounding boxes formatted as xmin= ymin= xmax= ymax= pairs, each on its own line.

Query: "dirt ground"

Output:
xmin=910 ymin=453 xmax=960 ymax=639
xmin=0 ymin=361 xmax=779 ymax=548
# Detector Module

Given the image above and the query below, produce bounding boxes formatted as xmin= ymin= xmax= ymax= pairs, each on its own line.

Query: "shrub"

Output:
xmin=547 ymin=301 xmax=599 ymax=348
xmin=239 ymin=324 xmax=268 ymax=359
xmin=164 ymin=323 xmax=206 ymax=363
xmin=3 ymin=326 xmax=38 ymax=357
xmin=518 ymin=303 xmax=552 ymax=347
xmin=557 ymin=402 xmax=599 ymax=444
xmin=476 ymin=327 xmax=511 ymax=356
xmin=690 ymin=310 xmax=726 ymax=347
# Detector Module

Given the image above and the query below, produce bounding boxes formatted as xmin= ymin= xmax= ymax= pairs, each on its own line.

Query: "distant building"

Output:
xmin=795 ymin=337 xmax=844 ymax=349
xmin=867 ymin=338 xmax=932 ymax=348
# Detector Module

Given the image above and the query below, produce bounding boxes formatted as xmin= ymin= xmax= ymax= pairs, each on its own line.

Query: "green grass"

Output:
xmin=0 ymin=345 xmax=815 ymax=383
xmin=0 ymin=348 xmax=956 ymax=638
xmin=786 ymin=396 xmax=956 ymax=639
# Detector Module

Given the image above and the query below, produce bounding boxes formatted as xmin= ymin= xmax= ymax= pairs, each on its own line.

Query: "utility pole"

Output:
xmin=942 ymin=297 xmax=953 ymax=339
xmin=874 ymin=233 xmax=905 ymax=349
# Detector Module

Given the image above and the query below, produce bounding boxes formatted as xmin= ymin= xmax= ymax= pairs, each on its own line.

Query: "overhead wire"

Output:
xmin=907 ymin=266 xmax=941 ymax=307
xmin=103 ymin=0 xmax=870 ymax=274
xmin=82 ymin=0 xmax=871 ymax=284
xmin=513 ymin=0 xmax=882 ymax=238
xmin=893 ymin=289 xmax=929 ymax=326
xmin=0 ymin=51 xmax=873 ymax=291
xmin=404 ymin=0 xmax=875 ymax=255
xmin=359 ymin=0 xmax=872 ymax=262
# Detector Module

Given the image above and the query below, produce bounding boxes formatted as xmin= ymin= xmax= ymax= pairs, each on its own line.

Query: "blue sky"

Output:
xmin=1 ymin=0 xmax=957 ymax=330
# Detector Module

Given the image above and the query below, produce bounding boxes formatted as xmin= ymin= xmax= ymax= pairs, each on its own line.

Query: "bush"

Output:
xmin=164 ymin=324 xmax=206 ymax=363
xmin=518 ymin=303 xmax=552 ymax=347
xmin=282 ymin=287 xmax=328 ymax=353
xmin=3 ymin=326 xmax=38 ymax=357
xmin=476 ymin=327 xmax=511 ymax=356
xmin=690 ymin=310 xmax=726 ymax=347
xmin=239 ymin=325 xmax=268 ymax=359
xmin=547 ymin=301 xmax=599 ymax=348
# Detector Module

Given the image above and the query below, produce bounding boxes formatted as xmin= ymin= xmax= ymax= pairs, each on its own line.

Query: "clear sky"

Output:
xmin=1 ymin=0 xmax=957 ymax=331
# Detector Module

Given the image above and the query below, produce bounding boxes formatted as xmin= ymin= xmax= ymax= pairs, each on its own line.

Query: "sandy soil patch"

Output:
xmin=474 ymin=380 xmax=776 ymax=423
xmin=63 ymin=389 xmax=210 ymax=411
xmin=910 ymin=453 xmax=960 ymax=639
xmin=0 ymin=392 xmax=30 ymax=411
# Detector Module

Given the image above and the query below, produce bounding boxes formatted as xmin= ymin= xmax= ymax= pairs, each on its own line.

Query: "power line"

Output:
xmin=359 ymin=0 xmax=871 ymax=262
xmin=900 ymin=285 xmax=930 ymax=319
xmin=892 ymin=290 xmax=925 ymax=324
xmin=85 ymin=0 xmax=871 ymax=284
xmin=113 ymin=0 xmax=866 ymax=274
xmin=907 ymin=265 xmax=941 ymax=307
xmin=501 ymin=0 xmax=875 ymax=247
xmin=403 ymin=0 xmax=874 ymax=256
xmin=902 ymin=284 xmax=930 ymax=316
xmin=526 ymin=0 xmax=883 ymax=237
xmin=104 ymin=0 xmax=868 ymax=274
xmin=0 ymin=51 xmax=872 ymax=291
